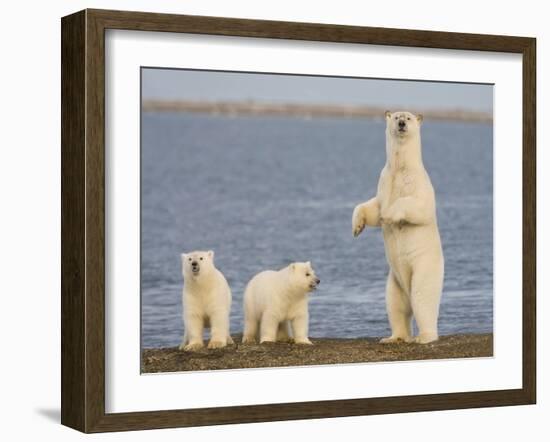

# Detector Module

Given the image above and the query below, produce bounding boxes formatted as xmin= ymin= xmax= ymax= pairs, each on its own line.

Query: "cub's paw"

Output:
xmin=379 ymin=336 xmax=412 ymax=344
xmin=242 ymin=335 xmax=257 ymax=345
xmin=352 ymin=206 xmax=366 ymax=237
xmin=413 ymin=334 xmax=438 ymax=344
xmin=295 ymin=338 xmax=313 ymax=345
xmin=259 ymin=338 xmax=276 ymax=345
xmin=207 ymin=340 xmax=227 ymax=349
xmin=227 ymin=336 xmax=235 ymax=345
xmin=182 ymin=342 xmax=204 ymax=352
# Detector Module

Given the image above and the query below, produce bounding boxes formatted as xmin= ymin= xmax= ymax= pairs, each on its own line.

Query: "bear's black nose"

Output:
xmin=316 ymin=278 xmax=320 ymax=284
xmin=191 ymin=261 xmax=198 ymax=267
xmin=398 ymin=120 xmax=406 ymax=128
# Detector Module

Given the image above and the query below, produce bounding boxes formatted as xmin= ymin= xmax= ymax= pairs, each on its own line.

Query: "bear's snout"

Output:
xmin=309 ymin=277 xmax=320 ymax=290
xmin=191 ymin=261 xmax=200 ymax=273
xmin=398 ymin=120 xmax=406 ymax=130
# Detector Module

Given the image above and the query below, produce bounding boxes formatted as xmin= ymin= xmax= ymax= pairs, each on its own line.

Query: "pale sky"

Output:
xmin=142 ymin=68 xmax=493 ymax=113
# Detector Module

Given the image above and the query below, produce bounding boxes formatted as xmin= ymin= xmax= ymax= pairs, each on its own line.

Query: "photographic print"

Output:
xmin=140 ymin=68 xmax=494 ymax=373
xmin=61 ymin=10 xmax=535 ymax=431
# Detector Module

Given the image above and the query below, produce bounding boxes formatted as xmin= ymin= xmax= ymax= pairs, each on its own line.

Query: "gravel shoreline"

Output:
xmin=142 ymin=333 xmax=493 ymax=373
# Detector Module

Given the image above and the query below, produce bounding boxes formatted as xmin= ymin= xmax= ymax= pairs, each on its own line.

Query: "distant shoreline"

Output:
xmin=142 ymin=100 xmax=492 ymax=123
xmin=142 ymin=333 xmax=493 ymax=373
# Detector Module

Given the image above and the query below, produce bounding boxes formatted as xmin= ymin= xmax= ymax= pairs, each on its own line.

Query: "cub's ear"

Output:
xmin=306 ymin=261 xmax=311 ymax=267
xmin=290 ymin=263 xmax=296 ymax=271
xmin=207 ymin=250 xmax=214 ymax=259
xmin=181 ymin=253 xmax=187 ymax=262
xmin=385 ymin=110 xmax=392 ymax=120
xmin=416 ymin=114 xmax=423 ymax=124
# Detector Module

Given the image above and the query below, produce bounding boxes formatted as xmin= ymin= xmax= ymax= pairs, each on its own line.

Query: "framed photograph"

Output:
xmin=61 ymin=9 xmax=536 ymax=433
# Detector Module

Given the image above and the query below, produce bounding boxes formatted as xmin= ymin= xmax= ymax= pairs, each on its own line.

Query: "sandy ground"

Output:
xmin=142 ymin=333 xmax=492 ymax=373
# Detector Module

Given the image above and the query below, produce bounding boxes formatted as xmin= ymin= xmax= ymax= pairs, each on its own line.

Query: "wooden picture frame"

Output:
xmin=61 ymin=8 xmax=536 ymax=433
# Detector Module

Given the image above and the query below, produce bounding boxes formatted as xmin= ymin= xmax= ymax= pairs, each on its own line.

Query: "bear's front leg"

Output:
xmin=352 ymin=197 xmax=381 ymax=237
xmin=180 ymin=314 xmax=204 ymax=351
xmin=208 ymin=311 xmax=230 ymax=349
xmin=276 ymin=321 xmax=293 ymax=343
xmin=291 ymin=314 xmax=312 ymax=345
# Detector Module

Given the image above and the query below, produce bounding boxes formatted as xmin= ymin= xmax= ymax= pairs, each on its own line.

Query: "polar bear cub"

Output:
xmin=242 ymin=262 xmax=320 ymax=345
xmin=178 ymin=250 xmax=233 ymax=351
xmin=352 ymin=111 xmax=444 ymax=344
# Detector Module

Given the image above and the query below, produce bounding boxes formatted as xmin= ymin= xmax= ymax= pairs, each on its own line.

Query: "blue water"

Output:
xmin=141 ymin=112 xmax=493 ymax=348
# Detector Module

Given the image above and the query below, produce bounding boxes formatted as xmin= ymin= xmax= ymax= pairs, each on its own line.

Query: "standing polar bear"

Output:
xmin=352 ymin=111 xmax=444 ymax=344
xmin=242 ymin=262 xmax=320 ymax=345
xmin=178 ymin=250 xmax=233 ymax=351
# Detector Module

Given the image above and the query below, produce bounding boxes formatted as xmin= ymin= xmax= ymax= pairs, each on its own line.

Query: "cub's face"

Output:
xmin=181 ymin=250 xmax=215 ymax=278
xmin=290 ymin=261 xmax=320 ymax=293
xmin=385 ymin=111 xmax=423 ymax=140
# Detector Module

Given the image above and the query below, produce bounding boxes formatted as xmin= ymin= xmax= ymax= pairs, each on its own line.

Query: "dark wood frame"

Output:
xmin=61 ymin=8 xmax=536 ymax=433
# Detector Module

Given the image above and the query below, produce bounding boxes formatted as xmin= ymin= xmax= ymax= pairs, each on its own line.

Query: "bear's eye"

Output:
xmin=407 ymin=117 xmax=411 ymax=120
xmin=200 ymin=257 xmax=203 ymax=261
xmin=188 ymin=258 xmax=192 ymax=261
xmin=305 ymin=272 xmax=310 ymax=277
xmin=394 ymin=116 xmax=398 ymax=120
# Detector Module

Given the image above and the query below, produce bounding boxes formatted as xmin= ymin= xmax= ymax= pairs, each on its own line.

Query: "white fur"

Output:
xmin=242 ymin=262 xmax=320 ymax=345
xmin=178 ymin=250 xmax=233 ymax=351
xmin=352 ymin=111 xmax=444 ymax=344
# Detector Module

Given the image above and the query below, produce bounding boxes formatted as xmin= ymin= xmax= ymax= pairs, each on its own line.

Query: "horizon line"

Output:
xmin=142 ymin=99 xmax=493 ymax=123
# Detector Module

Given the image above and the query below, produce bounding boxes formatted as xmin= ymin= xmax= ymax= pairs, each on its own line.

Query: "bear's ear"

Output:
xmin=181 ymin=253 xmax=187 ymax=262
xmin=290 ymin=263 xmax=296 ymax=271
xmin=385 ymin=110 xmax=392 ymax=120
xmin=416 ymin=114 xmax=423 ymax=124
xmin=306 ymin=261 xmax=311 ymax=268
xmin=207 ymin=250 xmax=214 ymax=259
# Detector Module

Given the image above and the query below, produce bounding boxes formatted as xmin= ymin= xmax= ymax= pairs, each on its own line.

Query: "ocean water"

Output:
xmin=141 ymin=112 xmax=493 ymax=348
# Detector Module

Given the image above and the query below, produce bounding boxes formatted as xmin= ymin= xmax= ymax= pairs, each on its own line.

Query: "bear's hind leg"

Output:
xmin=242 ymin=316 xmax=259 ymax=344
xmin=181 ymin=314 xmax=204 ymax=351
xmin=242 ymin=288 xmax=258 ymax=344
xmin=380 ymin=272 xmax=413 ymax=344
xmin=178 ymin=330 xmax=188 ymax=351
xmin=411 ymin=262 xmax=443 ymax=344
